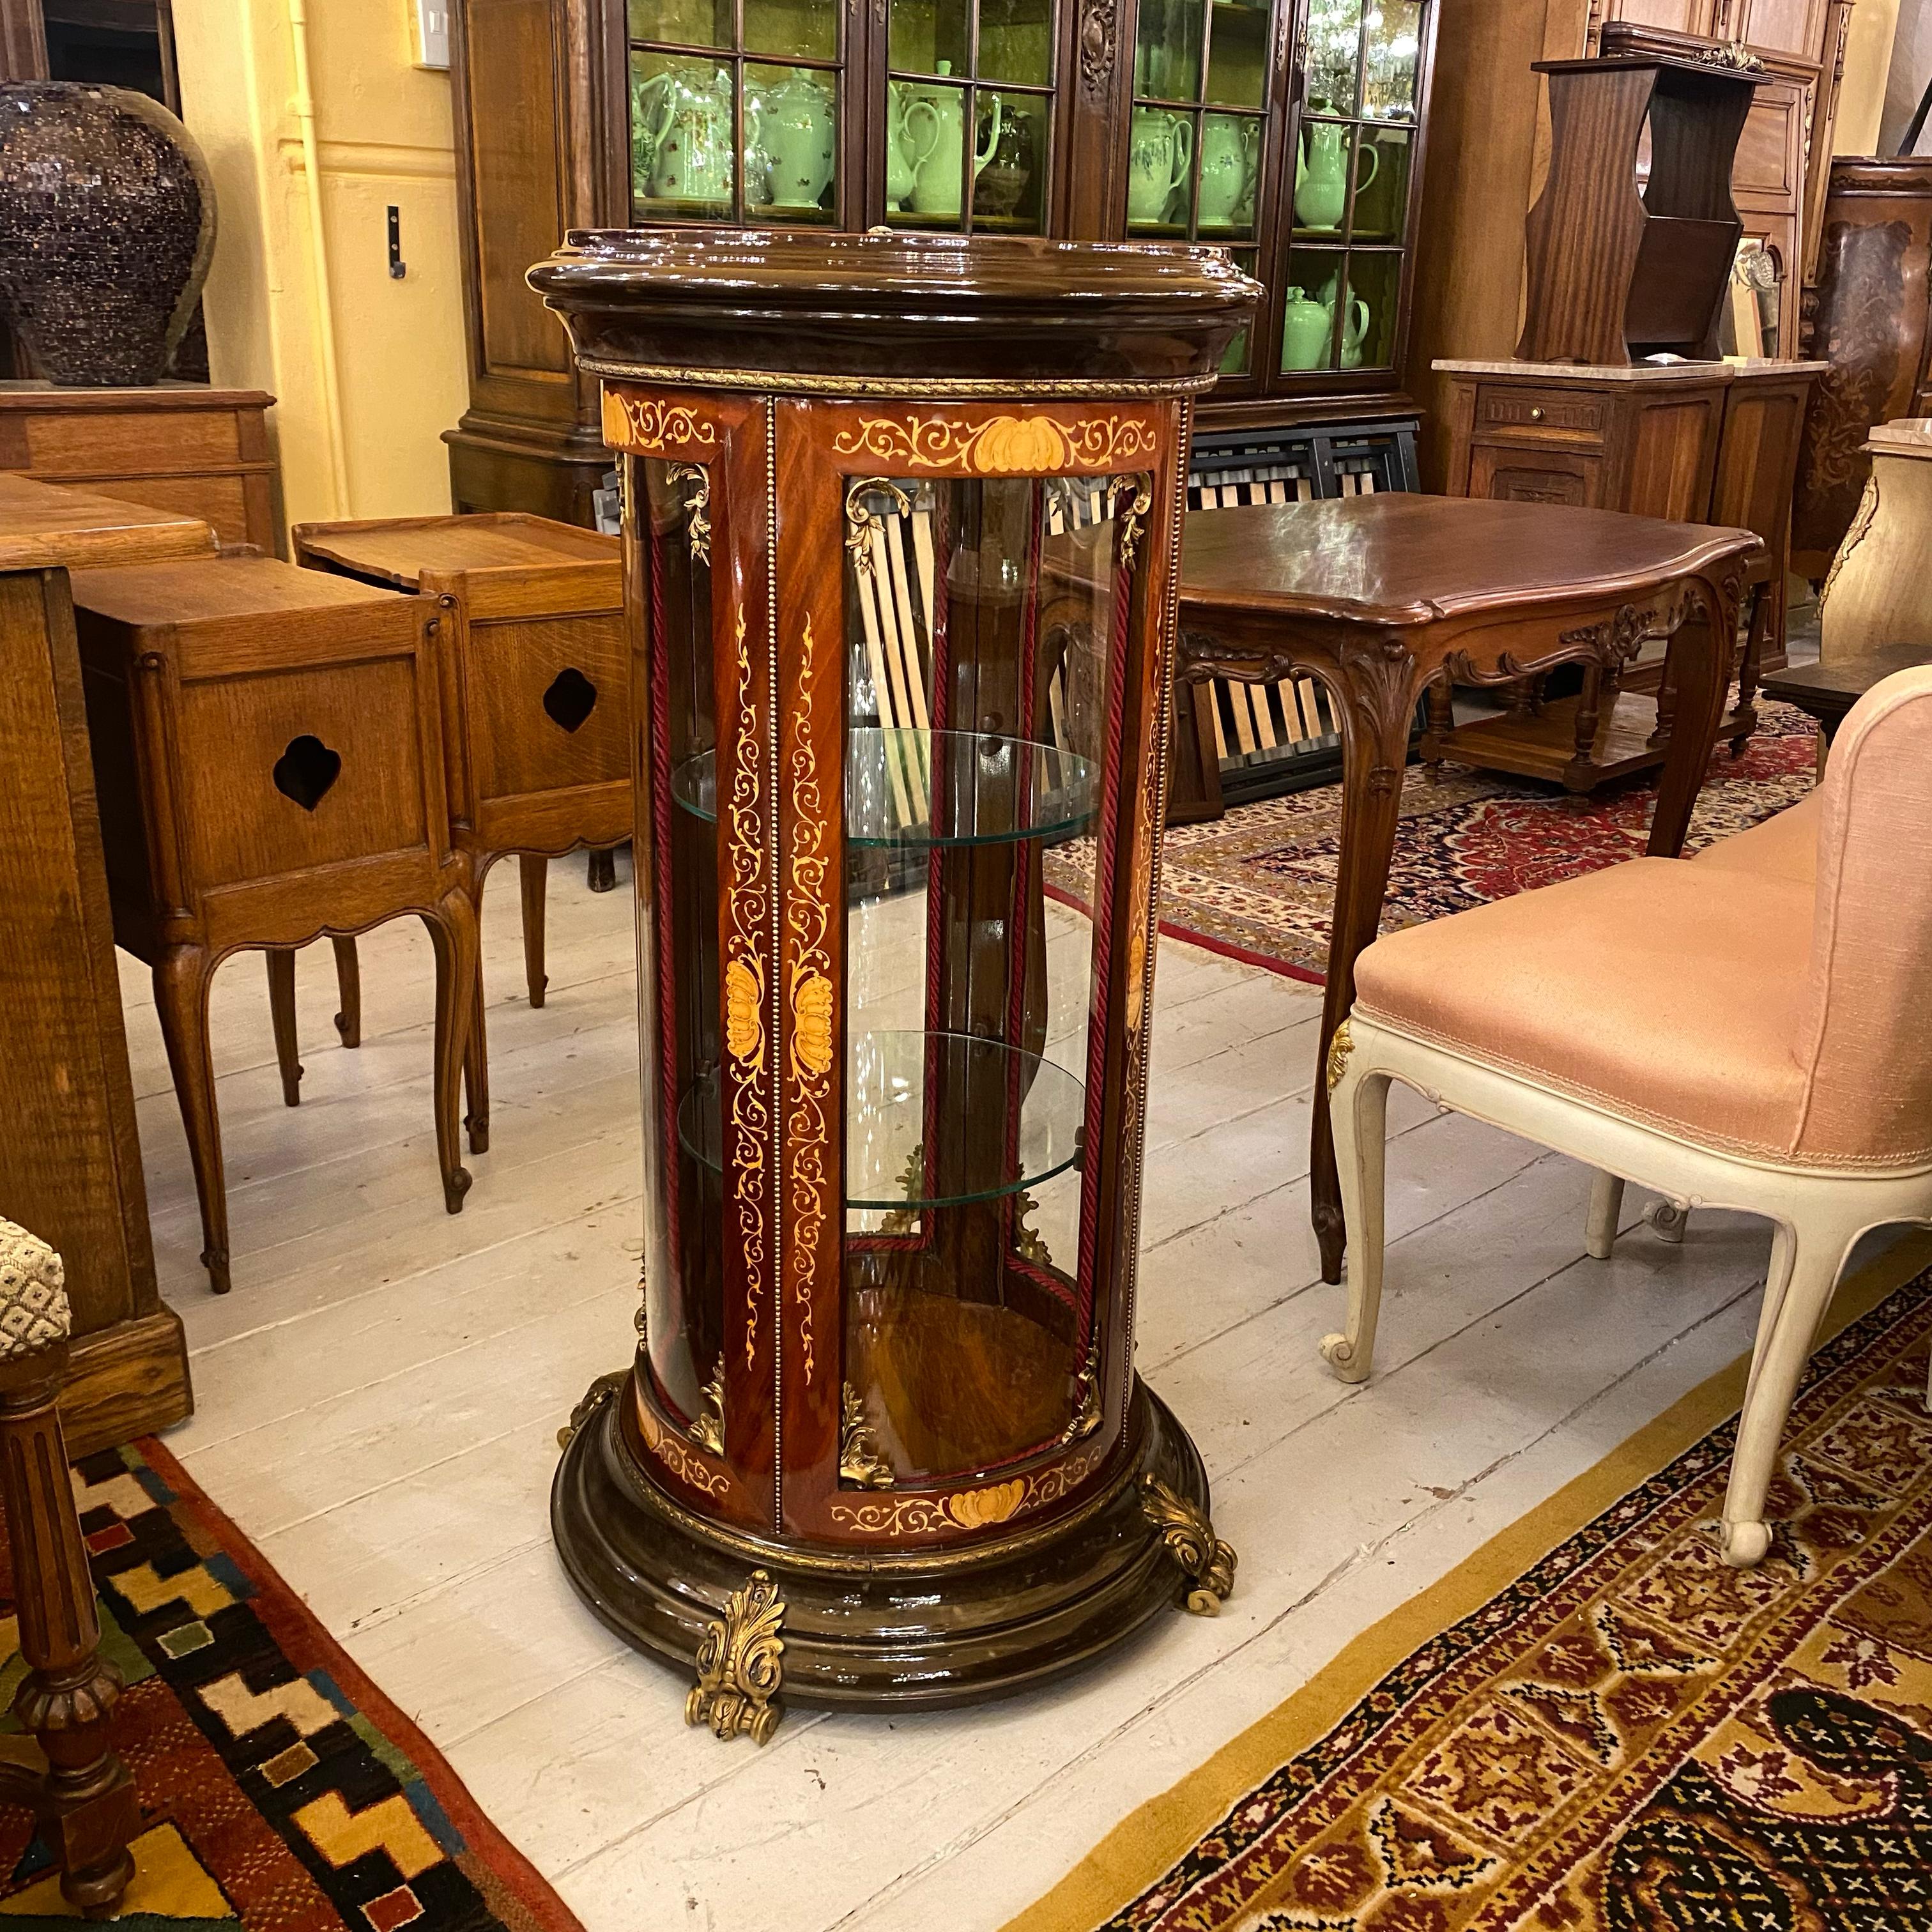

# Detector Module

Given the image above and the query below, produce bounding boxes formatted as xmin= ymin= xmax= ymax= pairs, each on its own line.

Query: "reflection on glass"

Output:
xmin=974 ymin=92 xmax=1048 ymax=230
xmin=744 ymin=0 xmax=838 ymax=59
xmin=1351 ymin=123 xmax=1409 ymax=239
xmin=1126 ymin=105 xmax=1193 ymax=228
xmin=1293 ymin=118 xmax=1374 ymax=233
xmin=831 ymin=470 xmax=1130 ymax=1484
xmin=1204 ymin=0 xmax=1269 ymax=109
xmin=1304 ymin=0 xmax=1361 ymax=114
xmin=631 ymin=52 xmax=735 ymax=216
xmin=893 ymin=75 xmax=994 ymax=224
xmin=635 ymin=461 xmax=720 ymax=1428
xmin=1363 ymin=0 xmax=1422 ymax=119
xmin=629 ymin=0 xmax=731 ymax=49
xmin=1198 ymin=111 xmax=1259 ymax=236
xmin=979 ymin=0 xmax=1054 ymax=88
xmin=1133 ymin=0 xmax=1202 ymax=102
xmin=746 ymin=64 xmax=838 ymax=219
xmin=891 ymin=0 xmax=970 ymax=77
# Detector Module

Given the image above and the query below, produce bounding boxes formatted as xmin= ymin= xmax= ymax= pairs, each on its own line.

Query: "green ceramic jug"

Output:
xmin=1280 ymin=286 xmax=1330 ymax=371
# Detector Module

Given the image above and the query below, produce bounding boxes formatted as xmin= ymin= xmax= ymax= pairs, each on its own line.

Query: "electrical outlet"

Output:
xmin=412 ymin=1 xmax=450 ymax=69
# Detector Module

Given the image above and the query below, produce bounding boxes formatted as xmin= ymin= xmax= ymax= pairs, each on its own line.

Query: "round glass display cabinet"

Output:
xmin=534 ymin=230 xmax=1258 ymax=1739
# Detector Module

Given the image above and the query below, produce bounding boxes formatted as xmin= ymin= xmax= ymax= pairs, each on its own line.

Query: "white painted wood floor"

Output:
xmin=116 ymin=857 xmax=1833 ymax=1931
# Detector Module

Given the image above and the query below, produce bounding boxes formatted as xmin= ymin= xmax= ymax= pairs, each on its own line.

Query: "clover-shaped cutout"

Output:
xmin=272 ymin=734 xmax=342 ymax=812
xmin=543 ymin=667 xmax=599 ymax=733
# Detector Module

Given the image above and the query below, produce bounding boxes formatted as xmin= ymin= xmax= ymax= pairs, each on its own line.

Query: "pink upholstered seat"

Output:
xmin=1690 ymin=786 xmax=1821 ymax=884
xmin=1352 ymin=669 xmax=1932 ymax=1172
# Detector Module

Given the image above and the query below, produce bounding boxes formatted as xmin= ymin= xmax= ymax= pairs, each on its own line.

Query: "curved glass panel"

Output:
xmin=673 ymin=727 xmax=1098 ymax=848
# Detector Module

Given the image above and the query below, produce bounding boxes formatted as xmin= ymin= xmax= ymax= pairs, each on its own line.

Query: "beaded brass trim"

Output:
xmin=1140 ymin=1475 xmax=1237 ymax=1614
xmin=686 ymin=1570 xmax=785 ymax=1744
xmin=585 ymin=359 xmax=1221 ymax=400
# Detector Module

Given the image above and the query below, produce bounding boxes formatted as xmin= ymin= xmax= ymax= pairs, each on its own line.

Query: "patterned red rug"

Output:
xmin=0 ymin=1437 xmax=581 ymax=1931
xmin=1048 ymin=702 xmax=1819 ymax=984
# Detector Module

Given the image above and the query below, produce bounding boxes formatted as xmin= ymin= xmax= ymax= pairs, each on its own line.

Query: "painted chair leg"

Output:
xmin=1321 ymin=1066 xmax=1391 ymax=1384
xmin=330 ymin=935 xmax=361 ymax=1048
xmin=1586 ymin=1172 xmax=1625 ymax=1259
xmin=153 ymin=946 xmax=230 ymax=1294
xmin=265 ymin=949 xmax=302 ymax=1107
xmin=0 ymin=1335 xmax=137 ymax=1920
xmin=424 ymin=887 xmax=478 ymax=1215
xmin=1645 ymin=1197 xmax=1689 ymax=1245
xmin=1721 ymin=1223 xmax=1850 ymax=1568
xmin=1742 ymin=1222 xmax=1798 ymax=1412
xmin=519 ymin=854 xmax=548 ymax=1009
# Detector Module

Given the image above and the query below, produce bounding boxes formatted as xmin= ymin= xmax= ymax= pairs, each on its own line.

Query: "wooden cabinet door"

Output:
xmin=1729 ymin=0 xmax=1828 ymax=56
xmin=1599 ymin=0 xmax=1720 ymax=36
xmin=1467 ymin=443 xmax=1604 ymax=507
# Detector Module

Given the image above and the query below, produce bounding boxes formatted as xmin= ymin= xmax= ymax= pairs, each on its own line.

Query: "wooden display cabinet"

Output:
xmin=537 ymin=228 xmax=1256 ymax=1727
xmin=444 ymin=0 xmax=1437 ymax=523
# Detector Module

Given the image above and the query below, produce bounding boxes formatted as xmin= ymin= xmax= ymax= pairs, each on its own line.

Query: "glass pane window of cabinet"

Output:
xmin=886 ymin=0 xmax=1055 ymax=232
xmin=1128 ymin=0 xmax=1273 ymax=240
xmin=1278 ymin=244 xmax=1397 ymax=372
xmin=628 ymin=0 xmax=842 ymax=225
xmin=838 ymin=470 xmax=1134 ymax=1482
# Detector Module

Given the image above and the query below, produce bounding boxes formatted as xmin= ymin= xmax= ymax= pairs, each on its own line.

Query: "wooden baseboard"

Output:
xmin=61 ymin=1307 xmax=192 ymax=1458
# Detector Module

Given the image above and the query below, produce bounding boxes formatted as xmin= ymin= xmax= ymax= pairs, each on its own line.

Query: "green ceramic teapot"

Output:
xmin=750 ymin=69 xmax=834 ymax=211
xmin=1280 ymin=285 xmax=1330 ymax=371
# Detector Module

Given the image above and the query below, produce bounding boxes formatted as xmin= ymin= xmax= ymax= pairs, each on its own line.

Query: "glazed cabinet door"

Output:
xmin=1266 ymin=0 xmax=1430 ymax=392
xmin=1594 ymin=0 xmax=1720 ymax=33
xmin=622 ymin=0 xmax=857 ymax=225
xmin=1120 ymin=0 xmax=1282 ymax=379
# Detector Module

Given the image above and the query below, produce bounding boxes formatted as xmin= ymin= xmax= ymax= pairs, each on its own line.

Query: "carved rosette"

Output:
xmin=1078 ymin=0 xmax=1116 ymax=102
xmin=686 ymin=1570 xmax=786 ymax=1744
xmin=1140 ymin=1475 xmax=1237 ymax=1615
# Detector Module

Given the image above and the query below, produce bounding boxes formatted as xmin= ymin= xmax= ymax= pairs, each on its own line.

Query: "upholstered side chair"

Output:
xmin=1321 ymin=667 xmax=1932 ymax=1569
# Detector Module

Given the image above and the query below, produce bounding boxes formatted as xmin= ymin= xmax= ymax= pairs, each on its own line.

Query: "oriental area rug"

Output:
xmin=0 ymin=1437 xmax=579 ymax=1932
xmin=1046 ymin=700 xmax=1820 ymax=984
xmin=1008 ymin=1252 xmax=1932 ymax=1932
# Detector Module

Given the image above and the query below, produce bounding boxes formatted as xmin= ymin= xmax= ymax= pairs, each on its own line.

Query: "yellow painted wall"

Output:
xmin=1839 ymin=0 xmax=1902 ymax=155
xmin=171 ymin=0 xmax=468 ymax=542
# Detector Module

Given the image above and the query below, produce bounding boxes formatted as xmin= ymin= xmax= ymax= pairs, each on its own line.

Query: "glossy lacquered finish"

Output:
xmin=1177 ymin=491 xmax=1759 ymax=1285
xmin=541 ymin=232 xmax=1256 ymax=1722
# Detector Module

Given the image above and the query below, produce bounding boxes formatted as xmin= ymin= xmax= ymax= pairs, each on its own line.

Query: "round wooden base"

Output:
xmin=551 ymin=1376 xmax=1225 ymax=1721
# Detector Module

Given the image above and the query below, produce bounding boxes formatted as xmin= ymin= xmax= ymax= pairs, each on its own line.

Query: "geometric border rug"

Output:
xmin=1006 ymin=1239 xmax=1932 ymax=1932
xmin=1047 ymin=701 xmax=1820 ymax=985
xmin=0 ymin=1438 xmax=581 ymax=1931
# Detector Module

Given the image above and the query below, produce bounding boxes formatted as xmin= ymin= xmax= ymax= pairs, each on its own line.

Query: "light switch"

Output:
xmin=413 ymin=1 xmax=450 ymax=69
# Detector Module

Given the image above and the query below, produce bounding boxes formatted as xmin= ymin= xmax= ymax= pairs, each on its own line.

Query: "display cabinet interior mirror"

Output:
xmin=536 ymin=227 xmax=1257 ymax=1726
xmin=445 ymin=0 xmax=1436 ymax=525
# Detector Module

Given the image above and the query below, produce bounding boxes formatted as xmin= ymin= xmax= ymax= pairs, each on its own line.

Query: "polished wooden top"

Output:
xmin=533 ymin=231 xmax=1261 ymax=387
xmin=1764 ymin=643 xmax=1932 ymax=709
xmin=1179 ymin=494 xmax=1761 ymax=628
xmin=293 ymin=512 xmax=618 ymax=588
xmin=0 ymin=472 xmax=215 ymax=572
xmin=70 ymin=554 xmax=408 ymax=632
xmin=0 ymin=380 xmax=276 ymax=411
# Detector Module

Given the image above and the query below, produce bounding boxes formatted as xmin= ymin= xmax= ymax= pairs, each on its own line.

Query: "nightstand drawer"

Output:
xmin=1475 ymin=386 xmax=1609 ymax=443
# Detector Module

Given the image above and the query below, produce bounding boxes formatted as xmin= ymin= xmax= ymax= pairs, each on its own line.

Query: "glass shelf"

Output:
xmin=673 ymin=726 xmax=1098 ymax=848
xmin=679 ymin=1029 xmax=1085 ymax=1209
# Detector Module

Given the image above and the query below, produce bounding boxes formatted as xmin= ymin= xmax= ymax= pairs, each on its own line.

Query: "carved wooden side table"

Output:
xmin=0 ymin=1218 xmax=139 ymax=1917
xmin=71 ymin=556 xmax=477 ymax=1294
xmin=1178 ymin=492 xmax=1760 ymax=1286
xmin=291 ymin=512 xmax=627 ymax=1151
xmin=536 ymin=229 xmax=1257 ymax=1733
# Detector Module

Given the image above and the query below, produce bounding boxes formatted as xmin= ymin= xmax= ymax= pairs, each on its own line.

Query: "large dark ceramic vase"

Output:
xmin=0 ymin=83 xmax=217 ymax=387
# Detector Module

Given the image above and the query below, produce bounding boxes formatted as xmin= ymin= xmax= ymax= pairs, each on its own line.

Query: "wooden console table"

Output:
xmin=1177 ymin=493 xmax=1759 ymax=1285
xmin=0 ymin=473 xmax=210 ymax=1450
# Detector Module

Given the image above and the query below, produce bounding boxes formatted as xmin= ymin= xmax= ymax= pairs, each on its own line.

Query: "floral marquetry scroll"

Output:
xmin=538 ymin=228 xmax=1258 ymax=1730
